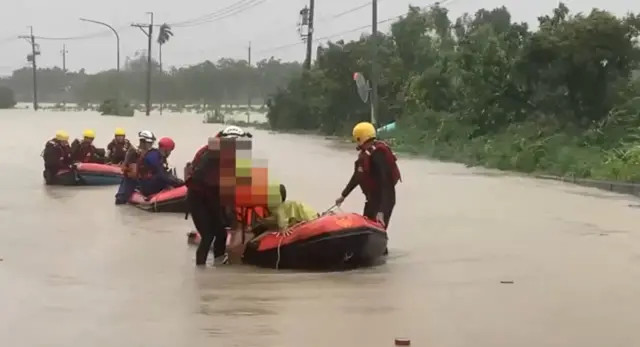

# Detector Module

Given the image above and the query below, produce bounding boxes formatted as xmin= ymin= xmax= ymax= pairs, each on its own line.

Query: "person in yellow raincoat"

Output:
xmin=252 ymin=183 xmax=319 ymax=237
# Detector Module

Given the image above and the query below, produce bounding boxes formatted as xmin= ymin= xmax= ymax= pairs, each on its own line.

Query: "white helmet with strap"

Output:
xmin=219 ymin=125 xmax=252 ymax=138
xmin=138 ymin=130 xmax=156 ymax=143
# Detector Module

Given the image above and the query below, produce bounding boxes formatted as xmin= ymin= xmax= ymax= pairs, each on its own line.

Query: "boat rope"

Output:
xmin=275 ymin=236 xmax=285 ymax=270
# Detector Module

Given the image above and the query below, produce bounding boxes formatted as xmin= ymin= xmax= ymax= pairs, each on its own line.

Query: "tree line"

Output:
xmin=0 ymin=53 xmax=301 ymax=105
xmin=266 ymin=3 xmax=640 ymax=181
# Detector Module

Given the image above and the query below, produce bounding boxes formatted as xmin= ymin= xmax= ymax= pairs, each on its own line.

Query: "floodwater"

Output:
xmin=0 ymin=109 xmax=639 ymax=347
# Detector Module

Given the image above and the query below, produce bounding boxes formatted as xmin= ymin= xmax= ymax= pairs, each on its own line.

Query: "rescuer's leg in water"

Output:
xmin=188 ymin=189 xmax=227 ymax=266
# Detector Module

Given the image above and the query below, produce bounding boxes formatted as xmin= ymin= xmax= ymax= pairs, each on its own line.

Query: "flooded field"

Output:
xmin=0 ymin=108 xmax=638 ymax=347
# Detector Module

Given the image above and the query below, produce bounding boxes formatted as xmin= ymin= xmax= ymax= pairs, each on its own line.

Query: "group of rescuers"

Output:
xmin=42 ymin=121 xmax=401 ymax=266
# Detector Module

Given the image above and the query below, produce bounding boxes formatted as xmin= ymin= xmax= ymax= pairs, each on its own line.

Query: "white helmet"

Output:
xmin=219 ymin=126 xmax=245 ymax=138
xmin=138 ymin=130 xmax=156 ymax=143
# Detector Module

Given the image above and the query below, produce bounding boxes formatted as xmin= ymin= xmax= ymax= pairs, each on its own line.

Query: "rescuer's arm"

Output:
xmin=370 ymin=150 xmax=394 ymax=213
xmin=70 ymin=139 xmax=81 ymax=160
xmin=340 ymin=164 xmax=360 ymax=199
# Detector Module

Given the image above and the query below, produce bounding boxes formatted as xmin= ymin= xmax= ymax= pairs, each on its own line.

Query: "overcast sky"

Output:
xmin=0 ymin=0 xmax=637 ymax=75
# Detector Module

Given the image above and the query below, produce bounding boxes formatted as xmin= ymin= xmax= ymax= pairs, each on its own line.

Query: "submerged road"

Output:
xmin=0 ymin=109 xmax=638 ymax=347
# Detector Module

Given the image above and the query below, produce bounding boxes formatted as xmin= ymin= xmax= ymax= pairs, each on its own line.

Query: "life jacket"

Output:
xmin=356 ymin=139 xmax=401 ymax=195
xmin=107 ymin=138 xmax=131 ymax=163
xmin=121 ymin=148 xmax=145 ymax=179
xmin=71 ymin=139 xmax=97 ymax=163
xmin=136 ymin=148 xmax=161 ymax=180
xmin=42 ymin=138 xmax=71 ymax=168
xmin=185 ymin=145 xmax=219 ymax=189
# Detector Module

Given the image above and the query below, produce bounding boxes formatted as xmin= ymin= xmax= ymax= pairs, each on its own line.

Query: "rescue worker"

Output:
xmin=335 ymin=121 xmax=401 ymax=231
xmin=42 ymin=130 xmax=74 ymax=185
xmin=106 ymin=128 xmax=132 ymax=164
xmin=137 ymin=136 xmax=184 ymax=197
xmin=70 ymin=129 xmax=105 ymax=163
xmin=252 ymin=184 xmax=319 ymax=238
xmin=185 ymin=125 xmax=252 ymax=266
xmin=114 ymin=130 xmax=156 ymax=204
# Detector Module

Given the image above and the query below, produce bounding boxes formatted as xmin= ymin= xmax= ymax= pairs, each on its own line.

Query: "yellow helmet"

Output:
xmin=352 ymin=122 xmax=376 ymax=145
xmin=83 ymin=129 xmax=96 ymax=138
xmin=55 ymin=130 xmax=69 ymax=141
xmin=114 ymin=128 xmax=126 ymax=136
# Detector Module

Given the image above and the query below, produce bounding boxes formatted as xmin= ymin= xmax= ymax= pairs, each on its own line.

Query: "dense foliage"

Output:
xmin=0 ymin=53 xmax=301 ymax=105
xmin=0 ymin=86 xmax=17 ymax=109
xmin=266 ymin=4 xmax=640 ymax=181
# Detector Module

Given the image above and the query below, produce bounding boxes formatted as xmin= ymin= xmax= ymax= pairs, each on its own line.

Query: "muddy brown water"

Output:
xmin=0 ymin=109 xmax=639 ymax=347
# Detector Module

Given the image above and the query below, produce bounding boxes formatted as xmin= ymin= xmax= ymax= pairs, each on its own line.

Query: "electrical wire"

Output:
xmin=33 ymin=25 xmax=130 ymax=41
xmin=314 ymin=1 xmax=375 ymax=23
xmin=255 ymin=0 xmax=456 ymax=54
xmin=170 ymin=0 xmax=266 ymax=28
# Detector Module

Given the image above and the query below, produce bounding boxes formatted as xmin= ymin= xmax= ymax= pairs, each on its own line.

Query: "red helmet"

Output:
xmin=158 ymin=137 xmax=175 ymax=150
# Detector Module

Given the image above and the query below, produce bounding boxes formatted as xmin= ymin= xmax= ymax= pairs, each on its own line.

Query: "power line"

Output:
xmin=256 ymin=0 xmax=455 ymax=54
xmin=314 ymin=1 xmax=375 ymax=23
xmin=170 ymin=0 xmax=266 ymax=28
xmin=33 ymin=26 xmax=130 ymax=41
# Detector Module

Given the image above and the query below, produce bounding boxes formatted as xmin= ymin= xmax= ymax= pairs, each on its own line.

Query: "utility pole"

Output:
xmin=61 ymin=44 xmax=68 ymax=72
xmin=370 ymin=0 xmax=379 ymax=126
xmin=131 ymin=12 xmax=154 ymax=116
xmin=247 ymin=41 xmax=251 ymax=123
xmin=19 ymin=27 xmax=40 ymax=111
xmin=298 ymin=1 xmax=314 ymax=70
xmin=304 ymin=0 xmax=315 ymax=70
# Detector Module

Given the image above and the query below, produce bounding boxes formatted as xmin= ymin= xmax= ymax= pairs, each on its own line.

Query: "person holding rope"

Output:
xmin=335 ymin=121 xmax=401 ymax=234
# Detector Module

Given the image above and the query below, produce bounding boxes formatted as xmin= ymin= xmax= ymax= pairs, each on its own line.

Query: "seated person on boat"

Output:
xmin=137 ymin=137 xmax=184 ymax=197
xmin=106 ymin=127 xmax=132 ymax=164
xmin=41 ymin=130 xmax=73 ymax=184
xmin=70 ymin=129 xmax=106 ymax=163
xmin=251 ymin=184 xmax=319 ymax=237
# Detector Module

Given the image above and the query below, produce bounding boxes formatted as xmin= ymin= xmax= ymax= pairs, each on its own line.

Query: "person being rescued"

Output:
xmin=70 ymin=129 xmax=106 ymax=164
xmin=251 ymin=184 xmax=319 ymax=239
xmin=114 ymin=130 xmax=156 ymax=204
xmin=42 ymin=130 xmax=74 ymax=185
xmin=137 ymin=136 xmax=184 ymax=197
xmin=106 ymin=127 xmax=132 ymax=164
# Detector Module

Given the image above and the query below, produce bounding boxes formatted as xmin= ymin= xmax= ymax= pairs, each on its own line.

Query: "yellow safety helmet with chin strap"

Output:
xmin=55 ymin=130 xmax=69 ymax=141
xmin=114 ymin=128 xmax=126 ymax=136
xmin=83 ymin=129 xmax=96 ymax=138
xmin=352 ymin=122 xmax=376 ymax=145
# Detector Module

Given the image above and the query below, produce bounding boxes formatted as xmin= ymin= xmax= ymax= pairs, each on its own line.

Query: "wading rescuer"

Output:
xmin=185 ymin=125 xmax=252 ymax=266
xmin=42 ymin=130 xmax=73 ymax=184
xmin=137 ymin=137 xmax=183 ymax=197
xmin=70 ymin=129 xmax=105 ymax=163
xmin=335 ymin=121 xmax=401 ymax=233
xmin=106 ymin=128 xmax=132 ymax=164
xmin=115 ymin=130 xmax=156 ymax=204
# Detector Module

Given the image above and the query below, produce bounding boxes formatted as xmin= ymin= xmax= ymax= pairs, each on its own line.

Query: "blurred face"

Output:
xmin=83 ymin=137 xmax=94 ymax=144
xmin=115 ymin=135 xmax=125 ymax=142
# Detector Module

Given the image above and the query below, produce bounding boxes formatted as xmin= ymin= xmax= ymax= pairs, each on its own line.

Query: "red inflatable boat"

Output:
xmin=188 ymin=211 xmax=388 ymax=270
xmin=129 ymin=185 xmax=188 ymax=213
xmin=243 ymin=213 xmax=388 ymax=270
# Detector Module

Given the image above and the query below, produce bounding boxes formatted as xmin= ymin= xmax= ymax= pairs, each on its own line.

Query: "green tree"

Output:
xmin=0 ymin=86 xmax=17 ymax=109
xmin=266 ymin=3 xmax=640 ymax=180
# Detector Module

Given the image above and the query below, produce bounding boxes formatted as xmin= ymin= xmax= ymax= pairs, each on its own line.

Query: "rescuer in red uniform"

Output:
xmin=335 ymin=121 xmax=401 ymax=230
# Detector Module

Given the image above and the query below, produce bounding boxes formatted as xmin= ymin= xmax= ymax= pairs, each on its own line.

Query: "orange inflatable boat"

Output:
xmin=129 ymin=185 xmax=188 ymax=213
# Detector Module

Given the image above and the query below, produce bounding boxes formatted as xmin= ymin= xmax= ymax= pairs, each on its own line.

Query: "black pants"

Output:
xmin=187 ymin=188 xmax=227 ymax=265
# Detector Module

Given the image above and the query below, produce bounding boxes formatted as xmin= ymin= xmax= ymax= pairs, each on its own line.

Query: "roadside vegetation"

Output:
xmin=266 ymin=4 xmax=640 ymax=181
